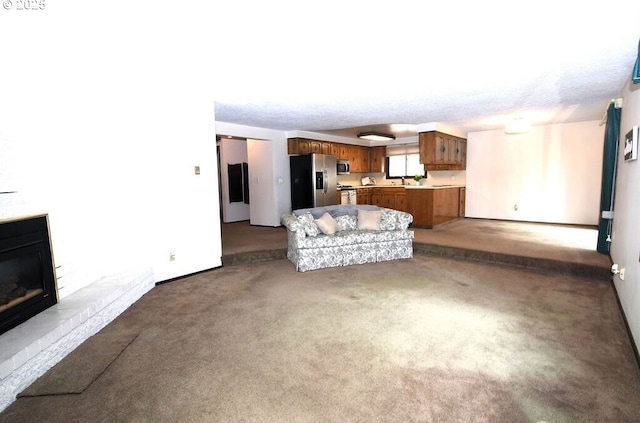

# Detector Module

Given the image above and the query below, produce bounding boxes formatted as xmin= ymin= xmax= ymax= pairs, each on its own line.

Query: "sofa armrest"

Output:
xmin=396 ymin=210 xmax=413 ymax=230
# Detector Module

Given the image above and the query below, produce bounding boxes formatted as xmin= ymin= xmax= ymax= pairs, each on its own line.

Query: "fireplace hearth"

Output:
xmin=0 ymin=215 xmax=57 ymax=335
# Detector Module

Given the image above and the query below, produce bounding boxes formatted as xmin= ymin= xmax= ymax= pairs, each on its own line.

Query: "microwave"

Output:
xmin=337 ymin=160 xmax=350 ymax=175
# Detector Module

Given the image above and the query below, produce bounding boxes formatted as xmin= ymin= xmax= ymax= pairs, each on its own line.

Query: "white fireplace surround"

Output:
xmin=0 ymin=267 xmax=154 ymax=412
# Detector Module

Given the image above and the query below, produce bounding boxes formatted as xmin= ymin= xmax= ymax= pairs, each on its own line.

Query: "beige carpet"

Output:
xmin=1 ymin=255 xmax=639 ymax=423
xmin=18 ymin=332 xmax=138 ymax=397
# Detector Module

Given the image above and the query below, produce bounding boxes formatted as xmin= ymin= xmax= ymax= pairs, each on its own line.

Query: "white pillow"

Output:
xmin=357 ymin=209 xmax=381 ymax=230
xmin=315 ymin=212 xmax=339 ymax=235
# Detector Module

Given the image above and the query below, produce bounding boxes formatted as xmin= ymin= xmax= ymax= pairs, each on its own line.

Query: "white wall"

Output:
xmin=219 ymin=139 xmax=250 ymax=223
xmin=465 ymin=121 xmax=605 ymax=225
xmin=0 ymin=1 xmax=222 ymax=295
xmin=611 ymin=80 xmax=640 ymax=352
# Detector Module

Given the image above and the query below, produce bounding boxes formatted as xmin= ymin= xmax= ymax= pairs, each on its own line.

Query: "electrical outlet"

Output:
xmin=620 ymin=268 xmax=625 ymax=281
xmin=169 ymin=250 xmax=175 ymax=261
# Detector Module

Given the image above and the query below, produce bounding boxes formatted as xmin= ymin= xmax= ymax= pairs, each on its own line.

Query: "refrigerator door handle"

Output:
xmin=323 ymin=169 xmax=328 ymax=194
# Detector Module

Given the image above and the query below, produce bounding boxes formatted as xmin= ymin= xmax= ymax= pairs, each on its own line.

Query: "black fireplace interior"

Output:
xmin=0 ymin=216 xmax=57 ymax=335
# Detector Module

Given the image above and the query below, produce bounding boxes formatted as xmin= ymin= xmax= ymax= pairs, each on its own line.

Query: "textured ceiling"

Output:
xmin=213 ymin=2 xmax=640 ymax=139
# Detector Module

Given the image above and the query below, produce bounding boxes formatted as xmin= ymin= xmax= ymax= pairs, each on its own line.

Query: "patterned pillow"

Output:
xmin=335 ymin=215 xmax=357 ymax=231
xmin=297 ymin=212 xmax=319 ymax=237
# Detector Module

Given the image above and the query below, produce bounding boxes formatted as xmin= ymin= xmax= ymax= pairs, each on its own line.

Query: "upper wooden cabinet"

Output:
xmin=370 ymin=146 xmax=386 ymax=173
xmin=338 ymin=144 xmax=350 ymax=160
xmin=287 ymin=138 xmax=386 ymax=174
xmin=419 ymin=131 xmax=467 ymax=171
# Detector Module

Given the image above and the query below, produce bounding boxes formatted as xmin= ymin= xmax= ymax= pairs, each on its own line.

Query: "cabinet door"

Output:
xmin=298 ymin=139 xmax=311 ymax=155
xmin=394 ymin=193 xmax=406 ymax=211
xmin=322 ymin=142 xmax=332 ymax=155
xmin=382 ymin=192 xmax=395 ymax=209
xmin=371 ymin=190 xmax=382 ymax=206
xmin=459 ymin=139 xmax=467 ymax=169
xmin=310 ymin=140 xmax=322 ymax=154
xmin=370 ymin=146 xmax=386 ymax=173
xmin=287 ymin=138 xmax=299 ymax=154
xmin=359 ymin=146 xmax=370 ymax=172
xmin=331 ymin=143 xmax=339 ymax=157
xmin=348 ymin=145 xmax=360 ymax=172
xmin=434 ymin=134 xmax=446 ymax=163
xmin=459 ymin=187 xmax=466 ymax=217
xmin=339 ymin=144 xmax=350 ymax=160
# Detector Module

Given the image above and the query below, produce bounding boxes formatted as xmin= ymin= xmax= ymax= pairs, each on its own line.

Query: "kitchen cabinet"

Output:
xmin=348 ymin=145 xmax=361 ymax=172
xmin=357 ymin=187 xmax=372 ymax=205
xmin=371 ymin=187 xmax=405 ymax=211
xmin=338 ymin=144 xmax=350 ymax=160
xmin=419 ymin=131 xmax=467 ymax=171
xmin=406 ymin=187 xmax=461 ymax=228
xmin=359 ymin=146 xmax=370 ymax=172
xmin=370 ymin=146 xmax=386 ymax=173
xmin=287 ymin=138 xmax=299 ymax=154
xmin=287 ymin=138 xmax=382 ymax=173
xmin=458 ymin=187 xmax=466 ymax=217
xmin=331 ymin=143 xmax=340 ymax=157
xmin=322 ymin=142 xmax=332 ymax=155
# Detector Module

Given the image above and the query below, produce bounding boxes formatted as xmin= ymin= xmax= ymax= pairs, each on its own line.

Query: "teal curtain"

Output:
xmin=596 ymin=103 xmax=621 ymax=253
xmin=633 ymin=38 xmax=640 ymax=84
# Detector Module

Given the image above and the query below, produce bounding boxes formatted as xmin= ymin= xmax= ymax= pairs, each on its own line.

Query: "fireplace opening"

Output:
xmin=0 ymin=215 xmax=57 ymax=335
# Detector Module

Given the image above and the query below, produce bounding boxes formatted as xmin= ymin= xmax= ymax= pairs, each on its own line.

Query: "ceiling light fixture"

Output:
xmin=505 ymin=117 xmax=530 ymax=135
xmin=357 ymin=132 xmax=396 ymax=142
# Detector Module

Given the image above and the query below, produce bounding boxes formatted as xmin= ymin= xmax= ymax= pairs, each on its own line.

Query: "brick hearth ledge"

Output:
xmin=0 ymin=268 xmax=154 ymax=412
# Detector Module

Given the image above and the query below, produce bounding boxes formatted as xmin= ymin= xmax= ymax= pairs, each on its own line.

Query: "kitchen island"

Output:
xmin=404 ymin=185 xmax=464 ymax=228
xmin=346 ymin=184 xmax=465 ymax=228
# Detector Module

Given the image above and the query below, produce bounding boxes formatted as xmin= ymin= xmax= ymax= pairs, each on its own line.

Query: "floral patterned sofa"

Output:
xmin=280 ymin=204 xmax=414 ymax=272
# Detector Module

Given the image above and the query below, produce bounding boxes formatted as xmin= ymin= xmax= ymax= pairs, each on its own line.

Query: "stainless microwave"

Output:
xmin=337 ymin=160 xmax=350 ymax=175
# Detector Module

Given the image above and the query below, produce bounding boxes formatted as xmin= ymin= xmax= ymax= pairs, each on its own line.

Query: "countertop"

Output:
xmin=339 ymin=185 xmax=464 ymax=190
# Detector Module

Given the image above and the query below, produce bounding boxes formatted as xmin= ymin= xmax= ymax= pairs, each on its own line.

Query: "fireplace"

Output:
xmin=0 ymin=215 xmax=57 ymax=335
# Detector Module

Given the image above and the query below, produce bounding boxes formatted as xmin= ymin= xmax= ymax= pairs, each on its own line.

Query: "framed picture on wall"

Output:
xmin=624 ymin=126 xmax=638 ymax=162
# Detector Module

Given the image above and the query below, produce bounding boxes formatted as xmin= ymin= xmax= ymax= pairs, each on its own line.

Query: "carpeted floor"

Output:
xmin=1 ymin=254 xmax=639 ymax=423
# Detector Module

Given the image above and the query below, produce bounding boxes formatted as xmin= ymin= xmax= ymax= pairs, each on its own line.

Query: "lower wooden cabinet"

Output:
xmin=406 ymin=187 xmax=460 ymax=228
xmin=357 ymin=188 xmax=372 ymax=205
xmin=370 ymin=187 xmax=406 ymax=211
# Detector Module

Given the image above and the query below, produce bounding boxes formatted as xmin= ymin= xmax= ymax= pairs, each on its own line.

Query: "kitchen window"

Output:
xmin=386 ymin=153 xmax=424 ymax=178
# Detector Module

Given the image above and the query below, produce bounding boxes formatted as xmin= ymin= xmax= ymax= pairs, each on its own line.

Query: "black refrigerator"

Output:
xmin=290 ymin=154 xmax=338 ymax=210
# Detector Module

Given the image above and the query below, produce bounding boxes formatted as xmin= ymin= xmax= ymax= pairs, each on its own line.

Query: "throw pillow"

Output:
xmin=298 ymin=212 xmax=320 ymax=237
xmin=315 ymin=212 xmax=339 ymax=235
xmin=335 ymin=215 xmax=357 ymax=231
xmin=357 ymin=209 xmax=381 ymax=231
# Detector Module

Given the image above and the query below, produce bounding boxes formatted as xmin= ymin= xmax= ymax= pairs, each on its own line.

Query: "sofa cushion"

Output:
xmin=298 ymin=212 xmax=320 ymax=237
xmin=358 ymin=209 xmax=381 ymax=230
xmin=315 ymin=212 xmax=339 ymax=235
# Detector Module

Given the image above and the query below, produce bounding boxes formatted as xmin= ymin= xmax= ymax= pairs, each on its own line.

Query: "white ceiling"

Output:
xmin=213 ymin=2 xmax=640 ymax=139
